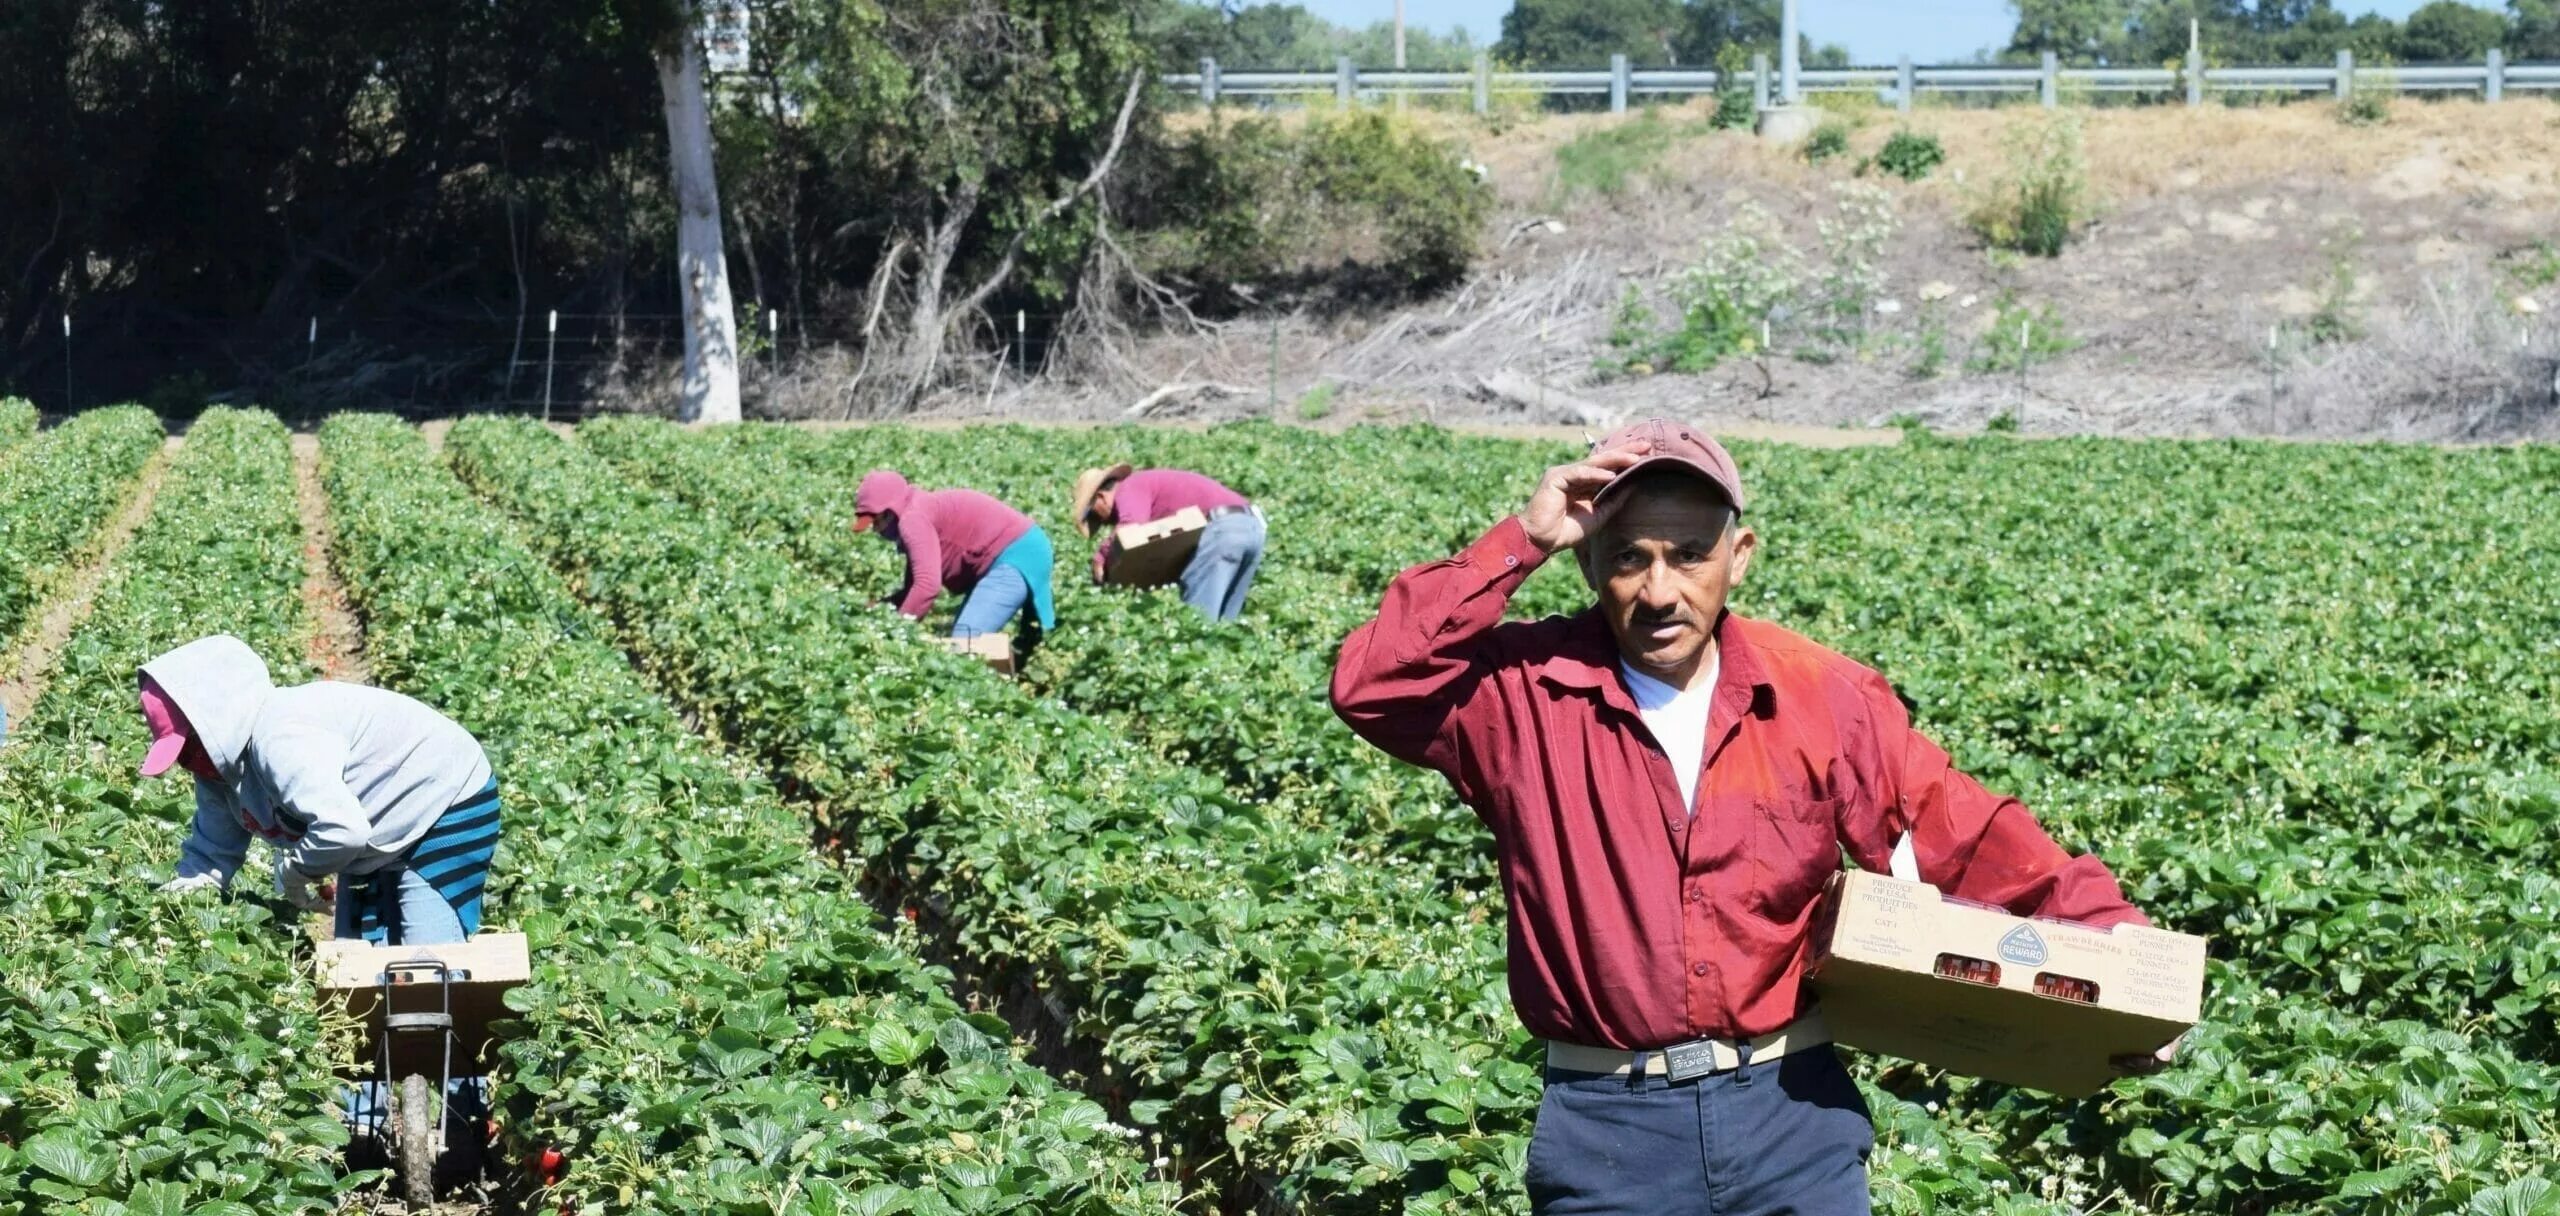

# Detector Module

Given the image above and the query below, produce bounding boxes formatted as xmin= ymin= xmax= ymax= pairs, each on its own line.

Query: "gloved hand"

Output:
xmin=158 ymin=871 xmax=223 ymax=895
xmin=274 ymin=856 xmax=330 ymax=912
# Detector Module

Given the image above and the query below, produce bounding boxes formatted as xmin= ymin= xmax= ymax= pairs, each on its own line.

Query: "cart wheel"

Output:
xmin=396 ymin=1072 xmax=437 ymax=1210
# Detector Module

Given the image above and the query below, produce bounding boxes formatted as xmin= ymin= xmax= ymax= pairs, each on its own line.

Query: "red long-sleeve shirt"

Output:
xmin=881 ymin=489 xmax=1034 ymax=619
xmin=1330 ymin=516 xmax=2149 ymax=1050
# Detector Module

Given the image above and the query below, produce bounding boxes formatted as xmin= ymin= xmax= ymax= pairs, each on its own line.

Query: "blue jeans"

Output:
xmin=1526 ymin=1046 xmax=1873 ymax=1215
xmin=955 ymin=528 xmax=1057 ymax=640
xmin=1179 ymin=510 xmax=1265 ymax=623
xmin=335 ymin=866 xmax=466 ymax=945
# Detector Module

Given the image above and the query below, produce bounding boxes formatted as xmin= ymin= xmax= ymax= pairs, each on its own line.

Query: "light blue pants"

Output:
xmin=1179 ymin=510 xmax=1266 ymax=623
xmin=334 ymin=866 xmax=465 ymax=945
xmin=954 ymin=528 xmax=1057 ymax=641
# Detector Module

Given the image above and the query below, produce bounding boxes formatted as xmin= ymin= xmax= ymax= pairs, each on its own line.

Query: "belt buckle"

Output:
xmin=1659 ymin=1038 xmax=1720 ymax=1082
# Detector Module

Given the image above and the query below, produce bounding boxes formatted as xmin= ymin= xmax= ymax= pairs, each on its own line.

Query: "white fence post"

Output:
xmin=2186 ymin=43 xmax=2204 ymax=107
xmin=1897 ymin=55 xmax=1915 ymax=112
xmin=2334 ymin=49 xmax=2353 ymax=100
xmin=1473 ymin=52 xmax=1490 ymax=114
xmin=2040 ymin=50 xmax=2059 ymax=107
xmin=2486 ymin=48 xmax=2505 ymax=101
xmin=1610 ymin=53 xmax=1629 ymax=114
xmin=1752 ymin=52 xmax=1770 ymax=111
xmin=1200 ymin=57 xmax=1218 ymax=105
xmin=1336 ymin=56 xmax=1355 ymax=104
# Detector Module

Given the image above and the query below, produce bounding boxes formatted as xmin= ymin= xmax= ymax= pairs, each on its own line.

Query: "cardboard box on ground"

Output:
xmin=1102 ymin=507 xmax=1208 ymax=588
xmin=1809 ymin=872 xmax=2208 ymax=1097
xmin=941 ymin=633 xmax=1016 ymax=676
xmin=315 ymin=932 xmax=531 ymax=1077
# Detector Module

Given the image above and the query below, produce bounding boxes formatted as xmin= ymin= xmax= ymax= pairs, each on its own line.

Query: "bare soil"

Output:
xmin=291 ymin=433 xmax=372 ymax=685
xmin=739 ymin=99 xmax=2560 ymax=442
xmin=0 ymin=439 xmax=177 ymax=727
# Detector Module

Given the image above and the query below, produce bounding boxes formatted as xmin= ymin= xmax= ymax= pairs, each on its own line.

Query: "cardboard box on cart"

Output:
xmin=1100 ymin=506 xmax=1208 ymax=588
xmin=315 ymin=932 xmax=531 ymax=1078
xmin=1807 ymin=871 xmax=2207 ymax=1097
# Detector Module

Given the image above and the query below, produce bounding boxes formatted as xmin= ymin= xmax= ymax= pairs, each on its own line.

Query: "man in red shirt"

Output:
xmin=1331 ymin=419 xmax=2168 ymax=1214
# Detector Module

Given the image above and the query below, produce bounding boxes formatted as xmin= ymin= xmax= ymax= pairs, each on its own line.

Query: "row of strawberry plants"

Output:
xmin=0 ymin=408 xmax=356 ymax=1214
xmin=0 ymin=396 xmax=35 ymax=455
xmin=316 ymin=413 xmax=1179 ymax=1215
xmin=573 ymin=419 xmax=1485 ymax=869
xmin=627 ymin=421 xmax=2560 ymax=1210
xmin=0 ymin=405 xmax=165 ymax=645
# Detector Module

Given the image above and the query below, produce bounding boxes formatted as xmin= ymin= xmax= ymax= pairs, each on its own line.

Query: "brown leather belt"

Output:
xmin=1544 ymin=1011 xmax=1831 ymax=1080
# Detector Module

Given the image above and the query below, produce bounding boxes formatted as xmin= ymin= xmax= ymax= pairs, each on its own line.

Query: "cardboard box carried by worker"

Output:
xmin=1808 ymin=871 xmax=2208 ymax=1097
xmin=940 ymin=633 xmax=1016 ymax=676
xmin=1100 ymin=506 xmax=1208 ymax=588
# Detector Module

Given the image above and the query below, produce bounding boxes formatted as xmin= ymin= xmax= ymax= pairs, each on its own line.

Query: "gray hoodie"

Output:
xmin=147 ymin=635 xmax=493 ymax=886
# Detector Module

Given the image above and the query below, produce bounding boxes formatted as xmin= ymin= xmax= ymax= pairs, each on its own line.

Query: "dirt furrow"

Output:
xmin=292 ymin=432 xmax=372 ymax=684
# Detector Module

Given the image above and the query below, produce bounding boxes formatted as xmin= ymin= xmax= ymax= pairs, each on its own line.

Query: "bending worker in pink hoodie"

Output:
xmin=853 ymin=470 xmax=1058 ymax=646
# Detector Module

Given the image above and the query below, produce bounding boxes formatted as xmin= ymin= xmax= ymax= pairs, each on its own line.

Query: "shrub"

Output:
xmin=1965 ymin=294 xmax=2078 ymax=372
xmin=1815 ymin=182 xmax=1897 ymax=344
xmin=1553 ymin=109 xmax=1708 ymax=199
xmin=2336 ymin=89 xmax=2392 ymax=127
xmin=1129 ymin=109 xmax=1490 ymax=302
xmin=1803 ymin=122 xmax=1850 ymax=164
xmin=1710 ymin=45 xmax=1756 ymax=130
xmin=1967 ymin=114 xmax=2086 ymax=258
xmin=2307 ymin=247 xmax=2364 ymax=345
xmin=1872 ymin=128 xmax=1945 ymax=182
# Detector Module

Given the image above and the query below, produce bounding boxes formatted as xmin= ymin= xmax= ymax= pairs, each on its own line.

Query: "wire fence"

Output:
xmin=1169 ymin=49 xmax=2560 ymax=114
xmin=28 ymin=307 xmax=1094 ymax=421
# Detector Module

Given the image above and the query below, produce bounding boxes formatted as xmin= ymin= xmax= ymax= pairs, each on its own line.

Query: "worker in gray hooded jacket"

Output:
xmin=142 ymin=634 xmax=500 ymax=946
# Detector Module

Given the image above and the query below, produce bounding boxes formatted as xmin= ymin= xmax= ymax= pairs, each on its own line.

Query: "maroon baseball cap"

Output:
xmin=1590 ymin=418 xmax=1747 ymax=514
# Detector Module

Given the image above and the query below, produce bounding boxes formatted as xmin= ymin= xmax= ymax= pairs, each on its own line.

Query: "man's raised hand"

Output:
xmin=1520 ymin=442 xmax=1650 ymax=555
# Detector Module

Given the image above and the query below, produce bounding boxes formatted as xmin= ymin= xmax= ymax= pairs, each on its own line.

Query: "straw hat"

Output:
xmin=1070 ymin=463 xmax=1134 ymax=536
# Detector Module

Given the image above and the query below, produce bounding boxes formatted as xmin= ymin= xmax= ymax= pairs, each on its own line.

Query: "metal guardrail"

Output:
xmin=1169 ymin=49 xmax=2560 ymax=113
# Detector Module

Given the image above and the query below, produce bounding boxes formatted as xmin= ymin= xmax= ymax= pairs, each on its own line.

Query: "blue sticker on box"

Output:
xmin=1997 ymin=923 xmax=2049 ymax=966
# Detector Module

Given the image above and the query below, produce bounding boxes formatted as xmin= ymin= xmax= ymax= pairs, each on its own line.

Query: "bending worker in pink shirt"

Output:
xmin=853 ymin=470 xmax=1057 ymax=646
xmin=1069 ymin=464 xmax=1265 ymax=622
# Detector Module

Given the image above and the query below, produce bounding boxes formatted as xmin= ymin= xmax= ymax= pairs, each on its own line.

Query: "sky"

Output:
xmin=1297 ymin=0 xmax=2448 ymax=64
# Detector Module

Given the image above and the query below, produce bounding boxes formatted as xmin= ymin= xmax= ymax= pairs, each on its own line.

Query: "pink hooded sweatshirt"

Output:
xmin=856 ymin=471 xmax=1034 ymax=619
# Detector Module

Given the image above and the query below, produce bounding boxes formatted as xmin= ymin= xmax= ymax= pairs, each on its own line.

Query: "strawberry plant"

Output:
xmin=0 ymin=396 xmax=35 ymax=455
xmin=0 ymin=405 xmax=163 ymax=644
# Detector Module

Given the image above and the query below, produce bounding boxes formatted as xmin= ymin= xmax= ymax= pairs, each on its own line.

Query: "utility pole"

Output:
xmin=1780 ymin=0 xmax=1801 ymax=104
xmin=1394 ymin=0 xmax=1406 ymax=69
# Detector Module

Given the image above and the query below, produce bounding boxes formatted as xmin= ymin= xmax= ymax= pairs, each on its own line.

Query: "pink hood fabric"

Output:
xmin=139 ymin=676 xmax=192 ymax=777
xmin=855 ymin=470 xmax=912 ymax=516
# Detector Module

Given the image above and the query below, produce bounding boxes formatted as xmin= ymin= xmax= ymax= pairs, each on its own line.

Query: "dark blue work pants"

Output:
xmin=1527 ymin=1045 xmax=1874 ymax=1216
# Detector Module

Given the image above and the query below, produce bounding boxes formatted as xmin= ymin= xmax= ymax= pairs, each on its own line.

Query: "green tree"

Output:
xmin=1499 ymin=0 xmax=1683 ymax=66
xmin=2515 ymin=0 xmax=2560 ymax=58
xmin=2007 ymin=0 xmax=2138 ymax=63
xmin=2395 ymin=0 xmax=2507 ymax=59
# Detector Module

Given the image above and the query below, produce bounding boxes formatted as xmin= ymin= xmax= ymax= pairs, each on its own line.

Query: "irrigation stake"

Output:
xmin=768 ymin=307 xmax=780 ymax=379
xmin=61 ymin=312 xmax=72 ymax=410
xmin=543 ymin=309 xmax=559 ymax=423
xmin=1267 ymin=314 xmax=1279 ymax=414
xmin=306 ymin=316 xmax=317 ymax=370
xmin=1016 ymin=310 xmax=1027 ymax=379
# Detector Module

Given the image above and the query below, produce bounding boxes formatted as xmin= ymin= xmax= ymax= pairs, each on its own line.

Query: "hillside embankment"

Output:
xmin=923 ymin=99 xmax=2560 ymax=441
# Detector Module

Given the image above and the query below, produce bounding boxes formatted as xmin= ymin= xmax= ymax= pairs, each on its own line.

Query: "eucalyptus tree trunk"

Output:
xmin=657 ymin=29 xmax=740 ymax=423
